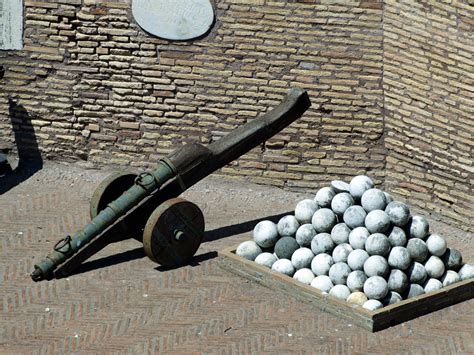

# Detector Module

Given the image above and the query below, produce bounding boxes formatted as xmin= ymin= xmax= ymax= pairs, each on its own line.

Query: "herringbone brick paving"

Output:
xmin=0 ymin=163 xmax=473 ymax=354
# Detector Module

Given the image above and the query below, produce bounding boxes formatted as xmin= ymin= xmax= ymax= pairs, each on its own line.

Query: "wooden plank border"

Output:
xmin=217 ymin=245 xmax=474 ymax=332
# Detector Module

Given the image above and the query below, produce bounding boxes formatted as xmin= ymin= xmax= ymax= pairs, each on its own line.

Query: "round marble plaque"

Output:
xmin=132 ymin=0 xmax=215 ymax=41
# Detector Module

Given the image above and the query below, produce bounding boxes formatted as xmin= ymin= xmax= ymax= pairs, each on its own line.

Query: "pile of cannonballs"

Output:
xmin=236 ymin=175 xmax=474 ymax=311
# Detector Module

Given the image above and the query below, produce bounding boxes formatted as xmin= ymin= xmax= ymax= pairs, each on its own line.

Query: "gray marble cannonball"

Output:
xmin=424 ymin=256 xmax=445 ymax=279
xmin=293 ymin=268 xmax=315 ymax=285
xmin=295 ymin=199 xmax=319 ymax=225
xmin=425 ymin=234 xmax=447 ymax=257
xmin=274 ymin=237 xmax=300 ymax=259
xmin=329 ymin=284 xmax=351 ymax=300
xmin=406 ymin=284 xmax=425 ymax=299
xmin=253 ymin=220 xmax=279 ymax=248
xmin=441 ymin=248 xmax=463 ymax=271
xmin=311 ymin=233 xmax=335 ymax=255
xmin=291 ymin=247 xmax=314 ymax=270
xmin=382 ymin=291 xmax=403 ymax=306
xmin=349 ymin=227 xmax=370 ymax=250
xmin=364 ymin=255 xmax=389 ymax=277
xmin=440 ymin=270 xmax=461 ymax=287
xmin=312 ymin=208 xmax=337 ymax=233
xmin=387 ymin=226 xmax=407 ymax=247
xmin=423 ymin=278 xmax=443 ymax=293
xmin=331 ymin=223 xmax=351 ymax=245
xmin=365 ymin=233 xmax=391 ymax=257
xmin=364 ymin=276 xmax=388 ymax=300
xmin=331 ymin=180 xmax=351 ymax=193
xmin=347 ymin=249 xmax=370 ymax=271
xmin=271 ymin=258 xmax=295 ymax=276
xmin=329 ymin=262 xmax=351 ymax=285
xmin=347 ymin=270 xmax=368 ymax=292
xmin=311 ymin=253 xmax=334 ymax=276
xmin=387 ymin=269 xmax=409 ymax=293
xmin=347 ymin=291 xmax=368 ymax=305
xmin=388 ymin=246 xmax=411 ymax=270
xmin=314 ymin=186 xmax=336 ymax=208
xmin=361 ymin=188 xmax=387 ymax=212
xmin=295 ymin=224 xmax=316 ymax=248
xmin=343 ymin=205 xmax=367 ymax=229
xmin=311 ymin=275 xmax=334 ymax=293
xmin=349 ymin=175 xmax=374 ymax=201
xmin=365 ymin=210 xmax=391 ymax=234
xmin=331 ymin=193 xmax=354 ymax=217
xmin=332 ymin=243 xmax=353 ymax=263
xmin=363 ymin=299 xmax=384 ymax=311
xmin=385 ymin=201 xmax=410 ymax=227
xmin=277 ymin=215 xmax=300 ymax=238
xmin=406 ymin=238 xmax=428 ymax=263
xmin=236 ymin=240 xmax=262 ymax=261
xmin=254 ymin=252 xmax=277 ymax=268
xmin=407 ymin=262 xmax=427 ymax=284
xmin=408 ymin=215 xmax=429 ymax=239
xmin=459 ymin=264 xmax=474 ymax=281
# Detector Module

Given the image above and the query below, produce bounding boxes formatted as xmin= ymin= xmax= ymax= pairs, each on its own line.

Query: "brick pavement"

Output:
xmin=0 ymin=162 xmax=473 ymax=354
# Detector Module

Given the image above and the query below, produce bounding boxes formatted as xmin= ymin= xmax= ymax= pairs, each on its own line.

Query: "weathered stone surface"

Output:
xmin=0 ymin=0 xmax=23 ymax=49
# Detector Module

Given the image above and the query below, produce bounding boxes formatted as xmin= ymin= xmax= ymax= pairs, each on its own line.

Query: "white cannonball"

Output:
xmin=277 ymin=215 xmax=300 ymax=237
xmin=236 ymin=240 xmax=262 ymax=261
xmin=291 ymin=247 xmax=314 ymax=270
xmin=363 ymin=299 xmax=383 ymax=311
xmin=311 ymin=275 xmax=334 ymax=293
xmin=329 ymin=284 xmax=351 ymax=300
xmin=425 ymin=234 xmax=447 ymax=257
xmin=347 ymin=270 xmax=368 ymax=292
xmin=441 ymin=248 xmax=463 ymax=271
xmin=364 ymin=255 xmax=389 ymax=277
xmin=385 ymin=201 xmax=410 ymax=227
xmin=424 ymin=278 xmax=443 ymax=293
xmin=365 ymin=233 xmax=391 ymax=257
xmin=311 ymin=233 xmax=335 ymax=255
xmin=364 ymin=276 xmax=388 ymax=300
xmin=254 ymin=252 xmax=277 ymax=268
xmin=343 ymin=206 xmax=367 ymax=229
xmin=361 ymin=188 xmax=387 ymax=212
xmin=347 ymin=291 xmax=368 ymax=305
xmin=387 ymin=226 xmax=407 ymax=247
xmin=388 ymin=246 xmax=411 ymax=270
xmin=408 ymin=215 xmax=429 ymax=239
xmin=406 ymin=238 xmax=428 ymax=263
xmin=312 ymin=208 xmax=337 ymax=233
xmin=332 ymin=243 xmax=353 ymax=263
xmin=253 ymin=220 xmax=279 ymax=248
xmin=331 ymin=192 xmax=354 ymax=217
xmin=329 ymin=262 xmax=351 ymax=285
xmin=311 ymin=253 xmax=334 ymax=276
xmin=293 ymin=268 xmax=315 ymax=285
xmin=440 ymin=270 xmax=461 ymax=287
xmin=387 ymin=269 xmax=409 ymax=293
xmin=314 ymin=186 xmax=336 ymax=208
xmin=331 ymin=223 xmax=351 ymax=245
xmin=459 ymin=264 xmax=474 ymax=281
xmin=382 ymin=291 xmax=403 ymax=306
xmin=349 ymin=175 xmax=374 ymax=200
xmin=406 ymin=284 xmax=425 ymax=299
xmin=349 ymin=227 xmax=370 ymax=250
xmin=295 ymin=224 xmax=316 ymax=248
xmin=295 ymin=199 xmax=319 ymax=224
xmin=424 ymin=256 xmax=445 ymax=279
xmin=347 ymin=249 xmax=370 ymax=271
xmin=331 ymin=180 xmax=350 ymax=193
xmin=365 ymin=210 xmax=391 ymax=234
xmin=407 ymin=262 xmax=427 ymax=284
xmin=384 ymin=192 xmax=394 ymax=204
xmin=271 ymin=259 xmax=295 ymax=276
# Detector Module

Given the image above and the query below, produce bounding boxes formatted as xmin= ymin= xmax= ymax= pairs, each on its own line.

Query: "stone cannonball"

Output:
xmin=387 ymin=226 xmax=407 ymax=247
xmin=385 ymin=201 xmax=410 ymax=227
xmin=343 ymin=206 xmax=367 ymax=229
xmin=382 ymin=291 xmax=403 ymax=306
xmin=295 ymin=199 xmax=319 ymax=225
xmin=274 ymin=237 xmax=300 ymax=260
xmin=277 ymin=215 xmax=300 ymax=238
xmin=406 ymin=284 xmax=425 ymax=299
xmin=253 ymin=220 xmax=279 ymax=248
xmin=458 ymin=263 xmax=474 ymax=281
xmin=312 ymin=208 xmax=337 ymax=233
xmin=254 ymin=252 xmax=277 ymax=268
xmin=311 ymin=253 xmax=334 ymax=276
xmin=349 ymin=227 xmax=370 ymax=250
xmin=331 ymin=180 xmax=351 ymax=193
xmin=311 ymin=233 xmax=335 ymax=255
xmin=329 ymin=262 xmax=351 ymax=285
xmin=363 ymin=299 xmax=384 ymax=311
xmin=406 ymin=238 xmax=428 ymax=263
xmin=331 ymin=192 xmax=354 ymax=217
xmin=424 ymin=278 xmax=443 ymax=293
xmin=236 ymin=240 xmax=262 ymax=261
xmin=291 ymin=247 xmax=314 ymax=270
xmin=441 ymin=248 xmax=463 ymax=271
xmin=387 ymin=269 xmax=409 ymax=294
xmin=271 ymin=259 xmax=295 ymax=276
xmin=347 ymin=249 xmax=370 ymax=271
xmin=329 ymin=284 xmax=351 ymax=300
xmin=424 ymin=256 xmax=445 ymax=279
xmin=314 ymin=186 xmax=336 ymax=208
xmin=384 ymin=192 xmax=394 ymax=204
xmin=311 ymin=275 xmax=334 ymax=293
xmin=361 ymin=188 xmax=387 ymax=212
xmin=364 ymin=276 xmax=389 ymax=300
xmin=293 ymin=268 xmax=315 ymax=285
xmin=332 ymin=243 xmax=353 ymax=263
xmin=364 ymin=255 xmax=389 ymax=278
xmin=347 ymin=291 xmax=368 ymax=305
xmin=408 ymin=215 xmax=429 ymax=239
xmin=365 ymin=210 xmax=391 ymax=234
xmin=365 ymin=233 xmax=391 ymax=257
xmin=295 ymin=224 xmax=316 ymax=248
xmin=388 ymin=246 xmax=411 ymax=270
xmin=440 ymin=270 xmax=461 ymax=287
xmin=425 ymin=234 xmax=447 ymax=257
xmin=407 ymin=262 xmax=427 ymax=284
xmin=349 ymin=175 xmax=374 ymax=201
xmin=331 ymin=223 xmax=351 ymax=245
xmin=346 ymin=270 xmax=368 ymax=292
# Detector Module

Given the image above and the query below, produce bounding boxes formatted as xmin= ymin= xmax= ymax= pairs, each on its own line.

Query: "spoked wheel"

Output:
xmin=143 ymin=198 xmax=204 ymax=268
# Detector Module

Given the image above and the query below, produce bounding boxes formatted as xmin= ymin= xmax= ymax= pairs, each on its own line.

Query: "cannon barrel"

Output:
xmin=31 ymin=88 xmax=311 ymax=281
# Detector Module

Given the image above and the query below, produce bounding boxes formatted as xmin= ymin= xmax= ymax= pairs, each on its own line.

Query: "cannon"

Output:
xmin=31 ymin=88 xmax=311 ymax=281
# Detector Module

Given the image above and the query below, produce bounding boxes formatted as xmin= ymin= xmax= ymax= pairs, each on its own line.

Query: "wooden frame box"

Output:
xmin=218 ymin=245 xmax=474 ymax=332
